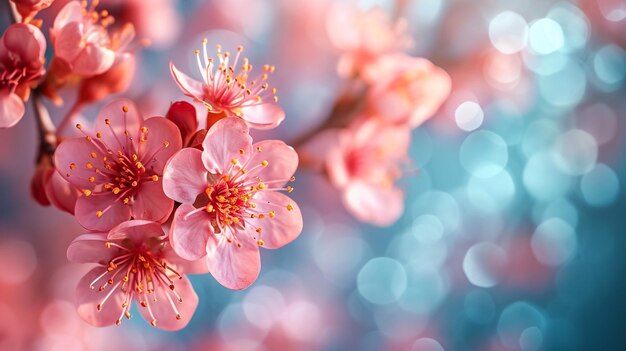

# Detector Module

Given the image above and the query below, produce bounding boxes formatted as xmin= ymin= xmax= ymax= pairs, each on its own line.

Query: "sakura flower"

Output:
xmin=67 ymin=220 xmax=207 ymax=330
xmin=326 ymin=4 xmax=412 ymax=78
xmin=170 ymin=40 xmax=284 ymax=129
xmin=365 ymin=54 xmax=452 ymax=128
xmin=10 ymin=0 xmax=55 ymax=23
xmin=165 ymin=101 xmax=199 ymax=147
xmin=31 ymin=152 xmax=80 ymax=214
xmin=326 ymin=116 xmax=411 ymax=226
xmin=162 ymin=117 xmax=302 ymax=290
xmin=0 ymin=23 xmax=46 ymax=128
xmin=54 ymin=99 xmax=182 ymax=231
xmin=50 ymin=0 xmax=135 ymax=77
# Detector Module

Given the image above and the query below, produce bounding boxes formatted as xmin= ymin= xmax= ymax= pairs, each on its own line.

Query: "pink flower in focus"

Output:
xmin=326 ymin=4 xmax=412 ymax=78
xmin=170 ymin=41 xmax=285 ymax=129
xmin=0 ymin=23 xmax=46 ymax=128
xmin=162 ymin=118 xmax=302 ymax=289
xmin=326 ymin=117 xmax=411 ymax=226
xmin=54 ymin=99 xmax=182 ymax=231
xmin=165 ymin=101 xmax=199 ymax=147
xmin=10 ymin=0 xmax=55 ymax=22
xmin=50 ymin=0 xmax=135 ymax=77
xmin=67 ymin=220 xmax=207 ymax=330
xmin=365 ymin=54 xmax=452 ymax=128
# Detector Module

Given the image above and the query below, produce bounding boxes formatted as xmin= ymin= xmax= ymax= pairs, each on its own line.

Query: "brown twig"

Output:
xmin=32 ymin=91 xmax=58 ymax=162
xmin=6 ymin=0 xmax=20 ymax=24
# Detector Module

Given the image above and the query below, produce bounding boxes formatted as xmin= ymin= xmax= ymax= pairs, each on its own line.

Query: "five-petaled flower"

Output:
xmin=67 ymin=220 xmax=207 ymax=330
xmin=0 ymin=23 xmax=46 ymax=128
xmin=54 ymin=99 xmax=182 ymax=231
xmin=170 ymin=40 xmax=285 ymax=129
xmin=163 ymin=117 xmax=303 ymax=290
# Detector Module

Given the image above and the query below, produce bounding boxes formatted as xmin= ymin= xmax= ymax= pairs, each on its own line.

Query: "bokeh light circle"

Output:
xmin=528 ymin=18 xmax=564 ymax=55
xmin=460 ymin=131 xmax=508 ymax=178
xmin=0 ymin=239 xmax=37 ymax=285
xmin=455 ymin=101 xmax=484 ymax=131
xmin=358 ymin=257 xmax=407 ymax=305
xmin=537 ymin=59 xmax=586 ymax=107
xmin=580 ymin=163 xmax=620 ymax=207
xmin=523 ymin=152 xmax=572 ymax=202
xmin=463 ymin=242 xmax=507 ymax=287
xmin=553 ymin=129 xmax=598 ymax=176
xmin=489 ymin=11 xmax=529 ymax=54
xmin=531 ymin=218 xmax=577 ymax=266
xmin=498 ymin=302 xmax=547 ymax=349
xmin=411 ymin=338 xmax=444 ymax=351
xmin=594 ymin=44 xmax=626 ymax=88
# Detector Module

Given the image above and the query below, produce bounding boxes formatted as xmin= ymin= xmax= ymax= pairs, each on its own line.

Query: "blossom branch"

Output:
xmin=32 ymin=90 xmax=57 ymax=162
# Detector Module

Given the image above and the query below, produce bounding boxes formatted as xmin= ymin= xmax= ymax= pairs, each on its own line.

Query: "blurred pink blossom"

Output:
xmin=170 ymin=41 xmax=285 ymax=130
xmin=326 ymin=4 xmax=412 ymax=79
xmin=10 ymin=0 xmax=55 ymax=22
xmin=0 ymin=23 xmax=46 ymax=128
xmin=67 ymin=220 xmax=207 ymax=330
xmin=31 ymin=152 xmax=80 ymax=214
xmin=163 ymin=117 xmax=302 ymax=290
xmin=54 ymin=99 xmax=182 ymax=231
xmin=365 ymin=54 xmax=451 ymax=128
xmin=326 ymin=116 xmax=411 ymax=226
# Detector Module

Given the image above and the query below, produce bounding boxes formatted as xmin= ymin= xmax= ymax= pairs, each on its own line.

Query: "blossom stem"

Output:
xmin=5 ymin=0 xmax=20 ymax=24
xmin=32 ymin=91 xmax=58 ymax=162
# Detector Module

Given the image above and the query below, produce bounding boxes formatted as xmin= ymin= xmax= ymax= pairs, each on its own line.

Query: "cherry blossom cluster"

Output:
xmin=299 ymin=4 xmax=452 ymax=226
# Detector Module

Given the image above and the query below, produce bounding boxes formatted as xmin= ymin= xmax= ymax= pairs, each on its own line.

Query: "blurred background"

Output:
xmin=1 ymin=0 xmax=626 ymax=350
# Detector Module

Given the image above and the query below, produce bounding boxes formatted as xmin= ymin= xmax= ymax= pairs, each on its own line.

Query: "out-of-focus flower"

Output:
xmin=326 ymin=4 xmax=412 ymax=79
xmin=31 ymin=151 xmax=80 ymax=213
xmin=365 ymin=54 xmax=451 ymax=128
xmin=75 ymin=52 xmax=136 ymax=106
xmin=170 ymin=41 xmax=285 ymax=129
xmin=54 ymin=99 xmax=182 ymax=231
xmin=0 ymin=23 xmax=46 ymax=128
xmin=10 ymin=0 xmax=55 ymax=23
xmin=162 ymin=117 xmax=302 ymax=289
xmin=166 ymin=101 xmax=199 ymax=147
xmin=326 ymin=116 xmax=411 ymax=226
xmin=50 ymin=0 xmax=135 ymax=77
xmin=67 ymin=220 xmax=206 ymax=330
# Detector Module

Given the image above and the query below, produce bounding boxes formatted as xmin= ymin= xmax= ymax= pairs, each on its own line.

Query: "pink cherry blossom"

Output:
xmin=170 ymin=41 xmax=285 ymax=129
xmin=54 ymin=99 xmax=182 ymax=231
xmin=326 ymin=116 xmax=411 ymax=226
xmin=165 ymin=101 xmax=199 ymax=147
xmin=10 ymin=0 xmax=55 ymax=22
xmin=50 ymin=0 xmax=135 ymax=77
xmin=31 ymin=152 xmax=80 ymax=214
xmin=365 ymin=54 xmax=452 ymax=128
xmin=162 ymin=117 xmax=302 ymax=290
xmin=326 ymin=3 xmax=412 ymax=78
xmin=67 ymin=220 xmax=207 ymax=330
xmin=0 ymin=23 xmax=46 ymax=128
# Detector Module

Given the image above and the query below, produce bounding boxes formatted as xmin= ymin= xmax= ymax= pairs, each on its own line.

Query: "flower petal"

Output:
xmin=139 ymin=117 xmax=182 ymax=174
xmin=72 ymin=43 xmax=116 ymax=76
xmin=130 ymin=180 xmax=173 ymax=223
xmin=162 ymin=148 xmax=207 ymax=204
xmin=53 ymin=1 xmax=84 ymax=32
xmin=53 ymin=21 xmax=85 ymax=64
xmin=67 ymin=233 xmax=116 ymax=264
xmin=76 ymin=267 xmax=125 ymax=327
xmin=201 ymin=117 xmax=253 ymax=174
xmin=239 ymin=103 xmax=285 ymax=129
xmin=206 ymin=233 xmax=260 ymax=290
xmin=342 ymin=181 xmax=404 ymax=226
xmin=248 ymin=191 xmax=303 ymax=249
xmin=169 ymin=204 xmax=210 ymax=260
xmin=74 ymin=193 xmax=132 ymax=231
xmin=108 ymin=220 xmax=164 ymax=245
xmin=136 ymin=276 xmax=199 ymax=331
xmin=3 ymin=23 xmax=46 ymax=65
xmin=54 ymin=137 xmax=105 ymax=190
xmin=166 ymin=101 xmax=199 ymax=146
xmin=170 ymin=62 xmax=205 ymax=100
xmin=247 ymin=140 xmax=298 ymax=187
xmin=44 ymin=170 xmax=80 ymax=214
xmin=0 ymin=91 xmax=25 ymax=129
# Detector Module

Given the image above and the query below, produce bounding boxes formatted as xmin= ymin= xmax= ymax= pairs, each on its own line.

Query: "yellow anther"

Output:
xmin=256 ymin=228 xmax=262 ymax=233
xmin=84 ymin=189 xmax=92 ymax=196
xmin=105 ymin=242 xmax=111 ymax=248
xmin=90 ymin=152 xmax=97 ymax=158
xmin=86 ymin=162 xmax=93 ymax=169
xmin=152 ymin=175 xmax=159 ymax=181
xmin=105 ymin=119 xmax=111 ymax=124
xmin=123 ymin=198 xmax=129 ymax=204
xmin=290 ymin=176 xmax=296 ymax=182
xmin=135 ymin=161 xmax=143 ymax=169
xmin=96 ymin=211 xmax=103 ymax=217
xmin=274 ymin=96 xmax=279 ymax=103
xmin=150 ymin=320 xmax=157 ymax=327
xmin=89 ymin=176 xmax=95 ymax=182
xmin=163 ymin=141 xmax=170 ymax=148
xmin=131 ymin=181 xmax=138 ymax=187
xmin=239 ymin=149 xmax=245 ymax=155
xmin=194 ymin=49 xmax=200 ymax=54
xmin=122 ymin=106 xmax=129 ymax=113
xmin=286 ymin=204 xmax=294 ymax=211
xmin=256 ymin=146 xmax=262 ymax=152
xmin=287 ymin=186 xmax=294 ymax=193
xmin=132 ymin=154 xmax=138 ymax=162
xmin=257 ymin=240 xmax=264 ymax=246
xmin=206 ymin=204 xmax=214 ymax=213
xmin=258 ymin=213 xmax=264 ymax=219
xmin=96 ymin=132 xmax=102 ymax=138
xmin=76 ymin=123 xmax=82 ymax=130
xmin=232 ymin=217 xmax=240 ymax=224
xmin=261 ymin=160 xmax=269 ymax=167
xmin=69 ymin=163 xmax=76 ymax=170
xmin=113 ymin=187 xmax=120 ymax=195
xmin=231 ymin=158 xmax=238 ymax=165
xmin=141 ymin=127 xmax=148 ymax=133
xmin=257 ymin=182 xmax=266 ymax=190
xmin=269 ymin=211 xmax=275 ymax=218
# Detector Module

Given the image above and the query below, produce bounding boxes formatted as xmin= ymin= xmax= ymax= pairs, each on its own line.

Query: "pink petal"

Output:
xmin=239 ymin=103 xmax=285 ymax=129
xmin=74 ymin=193 xmax=132 ymax=231
xmin=66 ymin=233 xmax=116 ymax=264
xmin=201 ymin=117 xmax=253 ymax=174
xmin=93 ymin=98 xmax=142 ymax=152
xmin=248 ymin=191 xmax=303 ymax=249
xmin=45 ymin=164 xmax=80 ymax=214
xmin=136 ymin=276 xmax=198 ymax=331
xmin=76 ymin=267 xmax=125 ymax=327
xmin=163 ymin=248 xmax=209 ymax=275
xmin=130 ymin=180 xmax=173 ymax=223
xmin=247 ymin=140 xmax=298 ymax=187
xmin=53 ymin=1 xmax=84 ymax=32
xmin=3 ymin=23 xmax=46 ymax=64
xmin=166 ymin=101 xmax=199 ymax=145
xmin=342 ymin=181 xmax=404 ymax=226
xmin=72 ymin=43 xmax=116 ymax=76
xmin=53 ymin=21 xmax=85 ymax=64
xmin=54 ymin=137 xmax=105 ymax=190
xmin=108 ymin=220 xmax=164 ymax=245
xmin=139 ymin=117 xmax=182 ymax=173
xmin=325 ymin=132 xmax=351 ymax=187
xmin=0 ymin=91 xmax=25 ymax=128
xmin=206 ymin=233 xmax=260 ymax=290
xmin=162 ymin=148 xmax=207 ymax=204
xmin=169 ymin=62 xmax=205 ymax=100
xmin=169 ymin=204 xmax=210 ymax=260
